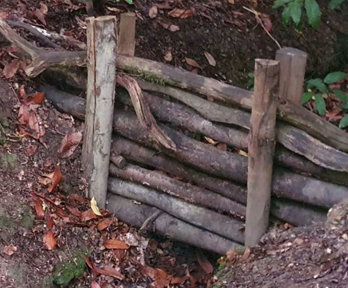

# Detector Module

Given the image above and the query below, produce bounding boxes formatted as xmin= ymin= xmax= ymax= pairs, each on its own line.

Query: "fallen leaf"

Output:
xmin=81 ymin=209 xmax=98 ymax=222
xmin=48 ymin=165 xmax=62 ymax=193
xmin=91 ymin=281 xmax=101 ymax=288
xmin=66 ymin=206 xmax=81 ymax=218
xmin=104 ymin=239 xmax=130 ymax=250
xmin=26 ymin=144 xmax=38 ymax=156
xmin=164 ymin=50 xmax=173 ymax=62
xmin=238 ymin=150 xmax=248 ymax=157
xmin=196 ymin=250 xmax=214 ymax=274
xmin=0 ymin=12 xmax=8 ymax=19
xmin=68 ymin=194 xmax=86 ymax=204
xmin=34 ymin=8 xmax=47 ymax=25
xmin=91 ymin=197 xmax=102 ymax=216
xmin=38 ymin=176 xmax=52 ymax=186
xmin=46 ymin=216 xmax=54 ymax=230
xmin=97 ymin=218 xmax=113 ymax=231
xmin=58 ymin=132 xmax=82 ymax=158
xmin=86 ymin=257 xmax=124 ymax=280
xmin=242 ymin=247 xmax=251 ymax=260
xmin=204 ymin=136 xmax=218 ymax=145
xmin=3 ymin=59 xmax=21 ymax=79
xmin=168 ymin=8 xmax=193 ymax=19
xmin=149 ymin=5 xmax=158 ymax=19
xmin=26 ymin=92 xmax=45 ymax=105
xmin=35 ymin=198 xmax=45 ymax=219
xmin=141 ymin=266 xmax=171 ymax=288
xmin=43 ymin=230 xmax=56 ymax=250
xmin=40 ymin=2 xmax=48 ymax=14
xmin=170 ymin=275 xmax=189 ymax=285
xmin=3 ymin=244 xmax=17 ymax=256
xmin=169 ymin=24 xmax=180 ymax=32
xmin=204 ymin=51 xmax=216 ymax=67
xmin=19 ymin=85 xmax=26 ymax=99
xmin=185 ymin=57 xmax=201 ymax=68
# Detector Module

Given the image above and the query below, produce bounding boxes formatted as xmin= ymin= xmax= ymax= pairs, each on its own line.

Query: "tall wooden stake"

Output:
xmin=245 ymin=59 xmax=279 ymax=247
xmin=276 ymin=47 xmax=307 ymax=105
xmin=118 ymin=13 xmax=136 ymax=56
xmin=82 ymin=16 xmax=117 ymax=208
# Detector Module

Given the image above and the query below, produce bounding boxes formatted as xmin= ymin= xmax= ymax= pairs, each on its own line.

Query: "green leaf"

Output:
xmin=306 ymin=78 xmax=328 ymax=93
xmin=329 ymin=0 xmax=346 ymax=9
xmin=302 ymin=92 xmax=314 ymax=104
xmin=289 ymin=0 xmax=303 ymax=25
xmin=273 ymin=0 xmax=292 ymax=9
xmin=282 ymin=6 xmax=292 ymax=26
xmin=314 ymin=94 xmax=326 ymax=116
xmin=339 ymin=114 xmax=348 ymax=128
xmin=305 ymin=0 xmax=321 ymax=28
xmin=124 ymin=0 xmax=134 ymax=4
xmin=333 ymin=89 xmax=348 ymax=102
xmin=324 ymin=71 xmax=346 ymax=84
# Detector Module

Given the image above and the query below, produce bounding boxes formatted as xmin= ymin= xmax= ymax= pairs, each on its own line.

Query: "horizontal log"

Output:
xmin=119 ymin=88 xmax=348 ymax=186
xmin=106 ymin=194 xmax=243 ymax=254
xmin=108 ymin=178 xmax=245 ymax=243
xmin=43 ymin=87 xmax=348 ymax=208
xmin=112 ymin=137 xmax=247 ymax=204
xmin=109 ymin=163 xmax=246 ymax=218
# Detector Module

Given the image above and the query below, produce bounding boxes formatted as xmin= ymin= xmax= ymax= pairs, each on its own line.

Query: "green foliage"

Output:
xmin=273 ymin=0 xmax=346 ymax=28
xmin=114 ymin=0 xmax=134 ymax=4
xmin=246 ymin=73 xmax=254 ymax=90
xmin=302 ymin=71 xmax=348 ymax=128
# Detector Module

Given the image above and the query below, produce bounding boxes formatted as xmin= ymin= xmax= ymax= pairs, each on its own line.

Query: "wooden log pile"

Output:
xmin=2 ymin=17 xmax=348 ymax=254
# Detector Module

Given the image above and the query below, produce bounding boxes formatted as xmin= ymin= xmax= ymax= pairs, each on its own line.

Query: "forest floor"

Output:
xmin=0 ymin=0 xmax=348 ymax=287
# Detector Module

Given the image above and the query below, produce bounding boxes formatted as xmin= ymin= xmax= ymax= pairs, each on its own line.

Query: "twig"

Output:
xmin=139 ymin=210 xmax=162 ymax=232
xmin=242 ymin=6 xmax=282 ymax=49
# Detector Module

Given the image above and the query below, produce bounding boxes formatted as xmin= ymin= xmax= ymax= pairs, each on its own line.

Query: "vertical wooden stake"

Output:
xmin=118 ymin=13 xmax=136 ymax=56
xmin=245 ymin=59 xmax=279 ymax=247
xmin=276 ymin=47 xmax=307 ymax=105
xmin=82 ymin=16 xmax=117 ymax=208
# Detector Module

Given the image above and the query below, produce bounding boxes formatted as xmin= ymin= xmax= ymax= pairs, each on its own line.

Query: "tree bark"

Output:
xmin=245 ymin=59 xmax=279 ymax=246
xmin=109 ymin=163 xmax=246 ymax=218
xmin=108 ymin=178 xmax=245 ymax=243
xmin=42 ymin=86 xmax=348 ymax=209
xmin=107 ymin=194 xmax=243 ymax=254
xmin=82 ymin=16 xmax=117 ymax=207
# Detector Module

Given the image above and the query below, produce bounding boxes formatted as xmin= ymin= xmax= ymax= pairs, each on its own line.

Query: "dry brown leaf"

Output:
xmin=40 ymin=2 xmax=48 ymax=14
xmin=3 ymin=244 xmax=17 ymax=256
xmin=142 ymin=266 xmax=171 ymax=288
xmin=97 ymin=218 xmax=113 ymax=231
xmin=47 ymin=165 xmax=62 ymax=193
xmin=26 ymin=144 xmax=38 ymax=156
xmin=43 ymin=230 xmax=56 ymax=250
xmin=164 ymin=50 xmax=173 ymax=62
xmin=104 ymin=239 xmax=130 ymax=250
xmin=58 ymin=132 xmax=82 ymax=158
xmin=196 ymin=250 xmax=214 ymax=274
xmin=3 ymin=59 xmax=21 ymax=79
xmin=185 ymin=57 xmax=201 ymax=68
xmin=47 ymin=216 xmax=54 ymax=230
xmin=149 ymin=5 xmax=158 ymax=19
xmin=35 ymin=198 xmax=45 ymax=219
xmin=204 ymin=136 xmax=218 ymax=145
xmin=19 ymin=85 xmax=26 ymax=99
xmin=168 ymin=8 xmax=193 ymax=19
xmin=204 ymin=51 xmax=216 ymax=67
xmin=86 ymin=257 xmax=125 ymax=280
xmin=170 ymin=275 xmax=189 ymax=285
xmin=90 ymin=281 xmax=101 ymax=288
xmin=81 ymin=209 xmax=98 ymax=222
xmin=26 ymin=92 xmax=45 ymax=105
xmin=66 ymin=206 xmax=81 ymax=218
xmin=34 ymin=8 xmax=47 ymax=26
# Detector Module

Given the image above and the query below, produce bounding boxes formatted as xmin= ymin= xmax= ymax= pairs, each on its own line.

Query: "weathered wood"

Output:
xmin=82 ymin=16 xmax=117 ymax=208
xmin=42 ymin=87 xmax=348 ymax=208
xmin=107 ymin=194 xmax=243 ymax=254
xmin=116 ymin=73 xmax=176 ymax=150
xmin=109 ymin=163 xmax=246 ymax=218
xmin=118 ymin=13 xmax=136 ymax=56
xmin=108 ymin=178 xmax=245 ymax=243
xmin=245 ymin=59 xmax=279 ymax=246
xmin=112 ymin=137 xmax=247 ymax=204
xmin=110 ymin=154 xmax=126 ymax=168
xmin=2 ymin=18 xmax=346 ymax=153
xmin=276 ymin=47 xmax=307 ymax=105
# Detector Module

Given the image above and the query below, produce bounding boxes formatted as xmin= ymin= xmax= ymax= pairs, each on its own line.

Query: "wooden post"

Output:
xmin=118 ymin=13 xmax=136 ymax=57
xmin=245 ymin=59 xmax=279 ymax=247
xmin=276 ymin=47 xmax=307 ymax=105
xmin=82 ymin=16 xmax=117 ymax=208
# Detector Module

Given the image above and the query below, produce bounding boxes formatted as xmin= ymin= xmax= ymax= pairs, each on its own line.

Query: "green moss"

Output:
xmin=0 ymin=153 xmax=17 ymax=169
xmin=20 ymin=205 xmax=35 ymax=229
xmin=122 ymin=66 xmax=172 ymax=86
xmin=52 ymin=248 xmax=90 ymax=287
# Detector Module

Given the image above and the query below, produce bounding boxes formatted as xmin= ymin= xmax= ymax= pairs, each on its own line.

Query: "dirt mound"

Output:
xmin=211 ymin=199 xmax=348 ymax=288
